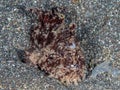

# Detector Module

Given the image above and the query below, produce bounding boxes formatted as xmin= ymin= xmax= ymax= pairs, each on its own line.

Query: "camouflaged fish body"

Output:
xmin=24 ymin=7 xmax=85 ymax=85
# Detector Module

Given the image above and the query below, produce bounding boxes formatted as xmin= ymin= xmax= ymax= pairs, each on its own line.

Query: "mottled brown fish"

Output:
xmin=22 ymin=7 xmax=86 ymax=85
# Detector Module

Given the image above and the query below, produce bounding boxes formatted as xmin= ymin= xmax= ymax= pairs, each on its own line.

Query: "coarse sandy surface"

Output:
xmin=0 ymin=0 xmax=120 ymax=90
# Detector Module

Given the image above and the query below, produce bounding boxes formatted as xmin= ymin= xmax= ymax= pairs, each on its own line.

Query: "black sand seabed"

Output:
xmin=0 ymin=0 xmax=120 ymax=90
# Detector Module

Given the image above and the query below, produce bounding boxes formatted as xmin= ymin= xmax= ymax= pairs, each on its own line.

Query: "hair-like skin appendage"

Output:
xmin=24 ymin=7 xmax=86 ymax=85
